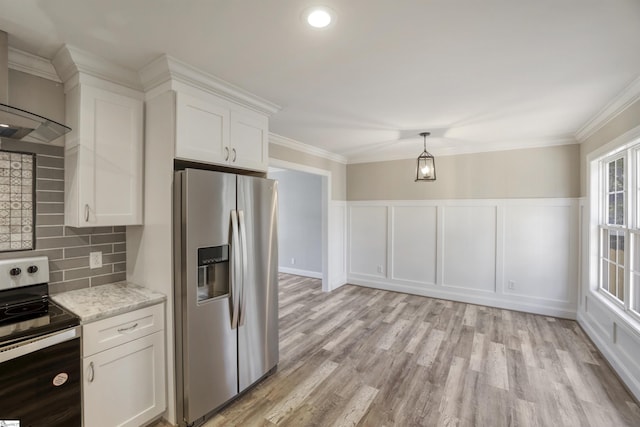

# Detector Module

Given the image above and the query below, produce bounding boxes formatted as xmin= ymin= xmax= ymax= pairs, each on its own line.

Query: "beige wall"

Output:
xmin=269 ymin=142 xmax=347 ymax=200
xmin=347 ymin=144 xmax=580 ymax=201
xmin=579 ymin=98 xmax=640 ymax=196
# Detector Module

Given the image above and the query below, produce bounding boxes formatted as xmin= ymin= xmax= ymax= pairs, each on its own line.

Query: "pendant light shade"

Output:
xmin=415 ymin=132 xmax=436 ymax=181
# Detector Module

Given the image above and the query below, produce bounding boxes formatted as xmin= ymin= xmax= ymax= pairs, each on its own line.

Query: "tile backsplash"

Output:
xmin=0 ymin=139 xmax=126 ymax=293
xmin=0 ymin=150 xmax=35 ymax=251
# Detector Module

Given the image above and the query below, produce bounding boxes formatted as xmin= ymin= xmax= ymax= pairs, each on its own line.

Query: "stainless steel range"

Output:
xmin=0 ymin=256 xmax=81 ymax=426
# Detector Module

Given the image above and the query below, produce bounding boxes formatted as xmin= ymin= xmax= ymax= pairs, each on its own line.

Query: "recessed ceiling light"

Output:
xmin=306 ymin=7 xmax=333 ymax=28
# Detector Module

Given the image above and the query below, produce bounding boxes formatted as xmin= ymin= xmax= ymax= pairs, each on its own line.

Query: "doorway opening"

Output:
xmin=268 ymin=160 xmax=331 ymax=292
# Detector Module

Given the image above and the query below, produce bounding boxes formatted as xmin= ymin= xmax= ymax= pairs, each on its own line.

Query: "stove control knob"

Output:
xmin=9 ymin=267 xmax=21 ymax=276
xmin=27 ymin=265 xmax=38 ymax=274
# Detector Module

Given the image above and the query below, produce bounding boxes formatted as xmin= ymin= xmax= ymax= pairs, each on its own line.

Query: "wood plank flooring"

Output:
xmin=203 ymin=274 xmax=640 ymax=427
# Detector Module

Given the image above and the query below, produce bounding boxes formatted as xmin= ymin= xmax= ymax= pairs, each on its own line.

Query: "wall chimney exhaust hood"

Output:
xmin=0 ymin=30 xmax=71 ymax=144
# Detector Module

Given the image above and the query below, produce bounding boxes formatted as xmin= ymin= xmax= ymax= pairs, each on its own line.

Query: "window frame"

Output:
xmin=598 ymin=146 xmax=640 ymax=322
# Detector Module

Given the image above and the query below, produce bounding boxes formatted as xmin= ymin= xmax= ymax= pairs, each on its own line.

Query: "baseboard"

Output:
xmin=278 ymin=267 xmax=322 ymax=279
xmin=347 ymin=276 xmax=577 ymax=319
xmin=329 ymin=274 xmax=347 ymax=291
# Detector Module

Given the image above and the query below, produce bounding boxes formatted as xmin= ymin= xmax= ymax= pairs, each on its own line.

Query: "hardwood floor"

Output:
xmin=204 ymin=274 xmax=640 ymax=426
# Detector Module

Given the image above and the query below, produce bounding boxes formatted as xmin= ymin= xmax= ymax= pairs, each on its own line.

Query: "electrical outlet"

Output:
xmin=508 ymin=280 xmax=515 ymax=290
xmin=89 ymin=251 xmax=103 ymax=269
xmin=290 ymin=258 xmax=295 ymax=265
xmin=377 ymin=265 xmax=383 ymax=273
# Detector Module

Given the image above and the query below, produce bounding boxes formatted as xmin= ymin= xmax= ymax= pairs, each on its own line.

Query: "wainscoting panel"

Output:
xmin=349 ymin=205 xmax=387 ymax=278
xmin=579 ymin=294 xmax=640 ymax=401
xmin=503 ymin=203 xmax=577 ymax=304
xmin=442 ymin=205 xmax=496 ymax=292
xmin=348 ymin=199 xmax=579 ymax=318
xmin=391 ymin=206 xmax=437 ymax=284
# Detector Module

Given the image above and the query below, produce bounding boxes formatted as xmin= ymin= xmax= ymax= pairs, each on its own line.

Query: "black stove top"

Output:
xmin=0 ymin=256 xmax=80 ymax=348
xmin=0 ymin=299 xmax=79 ymax=347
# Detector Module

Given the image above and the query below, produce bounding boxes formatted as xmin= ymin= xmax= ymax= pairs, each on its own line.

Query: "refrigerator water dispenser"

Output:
xmin=197 ymin=245 xmax=229 ymax=302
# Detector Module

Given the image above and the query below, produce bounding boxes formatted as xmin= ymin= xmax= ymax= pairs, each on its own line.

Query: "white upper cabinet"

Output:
xmin=141 ymin=55 xmax=280 ymax=172
xmin=175 ymin=91 xmax=269 ymax=171
xmin=53 ymin=45 xmax=144 ymax=227
xmin=175 ymin=92 xmax=230 ymax=165
xmin=230 ymin=109 xmax=269 ymax=171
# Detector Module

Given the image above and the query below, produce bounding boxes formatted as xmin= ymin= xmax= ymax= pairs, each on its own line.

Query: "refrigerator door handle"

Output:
xmin=230 ymin=210 xmax=241 ymax=329
xmin=238 ymin=210 xmax=249 ymax=327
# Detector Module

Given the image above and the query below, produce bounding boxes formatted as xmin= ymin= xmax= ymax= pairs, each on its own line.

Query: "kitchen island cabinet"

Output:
xmin=52 ymin=283 xmax=166 ymax=427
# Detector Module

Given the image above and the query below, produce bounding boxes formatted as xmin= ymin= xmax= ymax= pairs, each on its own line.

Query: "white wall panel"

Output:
xmin=442 ymin=206 xmax=496 ymax=292
xmin=347 ymin=198 xmax=578 ymax=319
xmin=391 ymin=206 xmax=437 ymax=284
xmin=615 ymin=322 xmax=640 ymax=373
xmin=504 ymin=205 xmax=577 ymax=303
xmin=349 ymin=206 xmax=387 ymax=277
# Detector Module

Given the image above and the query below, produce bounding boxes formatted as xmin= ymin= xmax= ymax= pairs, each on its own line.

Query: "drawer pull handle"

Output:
xmin=117 ymin=323 xmax=138 ymax=333
xmin=84 ymin=204 xmax=90 ymax=222
xmin=88 ymin=361 xmax=95 ymax=382
xmin=224 ymin=147 xmax=230 ymax=161
xmin=231 ymin=148 xmax=237 ymax=162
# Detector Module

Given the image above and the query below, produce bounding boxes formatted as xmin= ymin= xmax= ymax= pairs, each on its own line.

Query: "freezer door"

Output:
xmin=176 ymin=169 xmax=238 ymax=423
xmin=237 ymin=175 xmax=279 ymax=391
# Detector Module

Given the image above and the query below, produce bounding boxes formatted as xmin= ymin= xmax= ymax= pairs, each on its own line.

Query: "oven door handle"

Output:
xmin=0 ymin=326 xmax=81 ymax=363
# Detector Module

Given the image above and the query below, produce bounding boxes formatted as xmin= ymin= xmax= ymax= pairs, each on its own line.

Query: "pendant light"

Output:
xmin=415 ymin=132 xmax=436 ymax=181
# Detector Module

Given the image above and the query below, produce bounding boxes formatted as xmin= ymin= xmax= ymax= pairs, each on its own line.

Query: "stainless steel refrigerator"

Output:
xmin=174 ymin=168 xmax=279 ymax=426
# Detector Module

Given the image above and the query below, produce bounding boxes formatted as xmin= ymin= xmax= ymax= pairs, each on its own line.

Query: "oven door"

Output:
xmin=0 ymin=326 xmax=81 ymax=427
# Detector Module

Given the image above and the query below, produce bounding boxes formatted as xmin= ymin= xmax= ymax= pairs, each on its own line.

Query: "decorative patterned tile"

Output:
xmin=0 ymin=150 xmax=34 ymax=251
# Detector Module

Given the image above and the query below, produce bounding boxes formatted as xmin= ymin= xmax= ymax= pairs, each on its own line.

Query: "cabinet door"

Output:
xmin=68 ymin=85 xmax=143 ymax=227
xmin=83 ymin=331 xmax=166 ymax=427
xmin=230 ymin=109 xmax=268 ymax=172
xmin=176 ymin=92 xmax=230 ymax=165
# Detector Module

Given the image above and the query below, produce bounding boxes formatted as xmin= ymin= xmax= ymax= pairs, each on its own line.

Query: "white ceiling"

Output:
xmin=1 ymin=0 xmax=640 ymax=162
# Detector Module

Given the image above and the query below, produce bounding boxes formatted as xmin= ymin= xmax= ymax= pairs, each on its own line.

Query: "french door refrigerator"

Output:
xmin=174 ymin=168 xmax=279 ymax=426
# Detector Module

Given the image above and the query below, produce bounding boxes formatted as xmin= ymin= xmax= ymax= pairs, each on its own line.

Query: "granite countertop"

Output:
xmin=51 ymin=282 xmax=166 ymax=323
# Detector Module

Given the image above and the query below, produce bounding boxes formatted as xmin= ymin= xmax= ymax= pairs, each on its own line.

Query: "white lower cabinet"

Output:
xmin=82 ymin=304 xmax=166 ymax=427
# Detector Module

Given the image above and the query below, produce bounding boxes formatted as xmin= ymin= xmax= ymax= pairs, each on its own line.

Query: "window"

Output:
xmin=598 ymin=146 xmax=640 ymax=319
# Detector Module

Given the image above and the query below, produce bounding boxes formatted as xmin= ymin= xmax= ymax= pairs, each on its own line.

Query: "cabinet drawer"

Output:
xmin=83 ymin=303 xmax=164 ymax=356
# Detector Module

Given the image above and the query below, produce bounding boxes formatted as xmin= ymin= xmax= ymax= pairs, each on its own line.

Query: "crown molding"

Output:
xmin=7 ymin=47 xmax=61 ymax=82
xmin=269 ymin=133 xmax=347 ymax=164
xmin=51 ymin=44 xmax=142 ymax=91
xmin=575 ymin=75 xmax=640 ymax=142
xmin=139 ymin=54 xmax=280 ymax=116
